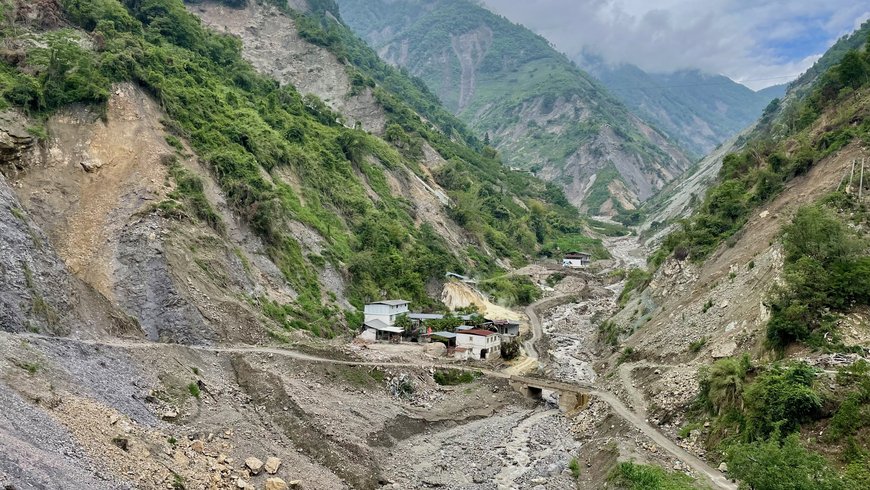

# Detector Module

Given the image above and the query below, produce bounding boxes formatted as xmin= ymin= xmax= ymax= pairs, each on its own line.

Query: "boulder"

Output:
xmin=191 ymin=440 xmax=205 ymax=453
xmin=265 ymin=477 xmax=289 ymax=490
xmin=718 ymin=462 xmax=728 ymax=472
xmin=265 ymin=456 xmax=282 ymax=475
xmin=245 ymin=457 xmax=264 ymax=475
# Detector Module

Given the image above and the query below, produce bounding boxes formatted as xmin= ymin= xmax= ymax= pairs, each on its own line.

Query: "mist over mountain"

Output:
xmin=578 ymin=55 xmax=787 ymax=156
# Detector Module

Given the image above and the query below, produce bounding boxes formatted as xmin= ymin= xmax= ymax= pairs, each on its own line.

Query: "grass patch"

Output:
xmin=433 ymin=369 xmax=479 ymax=386
xmin=568 ymin=457 xmax=582 ymax=478
xmin=187 ymin=382 xmax=201 ymax=399
xmin=607 ymin=461 xmax=698 ymax=489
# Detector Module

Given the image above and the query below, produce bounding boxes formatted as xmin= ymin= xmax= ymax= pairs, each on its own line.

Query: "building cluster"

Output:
xmin=359 ymin=300 xmax=519 ymax=361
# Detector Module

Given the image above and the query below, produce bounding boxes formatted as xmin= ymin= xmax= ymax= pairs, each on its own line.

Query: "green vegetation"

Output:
xmin=479 ymin=275 xmax=541 ymax=306
xmin=568 ymin=457 xmax=581 ymax=479
xmin=433 ymin=368 xmax=478 ymax=386
xmin=187 ymin=382 xmax=201 ymax=399
xmin=617 ymin=268 xmax=652 ymax=306
xmin=651 ymin=34 xmax=870 ymax=268
xmin=694 ymin=357 xmax=870 ymax=488
xmin=607 ymin=461 xmax=699 ymax=490
xmin=0 ymin=0 xmax=594 ymax=335
xmin=500 ymin=338 xmax=520 ymax=360
xmin=337 ymin=0 xmax=689 ymax=213
xmin=766 ymin=202 xmax=870 ymax=350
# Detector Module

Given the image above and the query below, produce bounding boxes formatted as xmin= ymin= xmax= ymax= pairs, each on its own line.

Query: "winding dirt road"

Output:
xmin=14 ymin=332 xmax=736 ymax=489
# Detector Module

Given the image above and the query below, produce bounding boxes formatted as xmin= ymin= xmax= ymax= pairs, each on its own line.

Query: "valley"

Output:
xmin=1 ymin=1 xmax=869 ymax=489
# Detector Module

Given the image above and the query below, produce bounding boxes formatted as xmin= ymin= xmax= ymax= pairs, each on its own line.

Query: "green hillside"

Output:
xmin=0 ymin=0 xmax=600 ymax=333
xmin=336 ymin=0 xmax=691 ymax=214
xmin=580 ymin=58 xmax=785 ymax=157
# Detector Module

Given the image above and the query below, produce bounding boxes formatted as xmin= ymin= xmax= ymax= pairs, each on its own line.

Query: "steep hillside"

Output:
xmin=579 ymin=57 xmax=785 ymax=157
xmin=0 ymin=0 xmax=604 ymax=341
xmin=598 ymin=26 xmax=870 ymax=489
xmin=336 ymin=0 xmax=692 ymax=214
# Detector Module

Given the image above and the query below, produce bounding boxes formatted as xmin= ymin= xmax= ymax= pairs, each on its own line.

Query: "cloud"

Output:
xmin=483 ymin=0 xmax=870 ymax=89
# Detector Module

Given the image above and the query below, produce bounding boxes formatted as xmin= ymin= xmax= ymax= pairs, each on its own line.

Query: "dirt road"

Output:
xmin=13 ymin=332 xmax=735 ymax=489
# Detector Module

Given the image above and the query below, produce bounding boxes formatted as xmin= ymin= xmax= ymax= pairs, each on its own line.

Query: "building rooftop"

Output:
xmin=430 ymin=331 xmax=458 ymax=339
xmin=564 ymin=252 xmax=591 ymax=258
xmin=364 ymin=319 xmax=404 ymax=333
xmin=407 ymin=313 xmax=474 ymax=321
xmin=459 ymin=329 xmax=498 ymax=337
xmin=368 ymin=300 xmax=410 ymax=306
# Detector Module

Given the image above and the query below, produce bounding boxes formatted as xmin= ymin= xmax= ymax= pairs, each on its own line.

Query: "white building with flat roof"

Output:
xmin=455 ymin=329 xmax=501 ymax=360
xmin=363 ymin=300 xmax=410 ymax=326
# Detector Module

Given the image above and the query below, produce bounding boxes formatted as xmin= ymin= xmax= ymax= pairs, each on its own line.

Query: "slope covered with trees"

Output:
xmin=579 ymin=57 xmax=786 ymax=157
xmin=335 ymin=0 xmax=692 ymax=215
xmin=0 ymin=0 xmax=598 ymax=336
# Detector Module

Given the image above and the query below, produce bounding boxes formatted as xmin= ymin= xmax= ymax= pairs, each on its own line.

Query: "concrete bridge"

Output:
xmin=508 ymin=375 xmax=592 ymax=413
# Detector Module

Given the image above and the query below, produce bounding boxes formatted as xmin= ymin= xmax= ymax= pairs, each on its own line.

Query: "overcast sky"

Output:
xmin=483 ymin=0 xmax=870 ymax=90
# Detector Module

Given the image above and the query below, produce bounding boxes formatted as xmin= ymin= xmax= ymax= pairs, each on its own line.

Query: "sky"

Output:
xmin=483 ymin=0 xmax=870 ymax=89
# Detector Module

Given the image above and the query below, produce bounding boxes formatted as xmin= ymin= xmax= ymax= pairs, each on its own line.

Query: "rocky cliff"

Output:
xmin=336 ymin=0 xmax=693 ymax=215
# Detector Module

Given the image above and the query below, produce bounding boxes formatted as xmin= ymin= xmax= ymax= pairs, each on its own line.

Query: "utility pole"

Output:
xmin=860 ymin=157 xmax=865 ymax=201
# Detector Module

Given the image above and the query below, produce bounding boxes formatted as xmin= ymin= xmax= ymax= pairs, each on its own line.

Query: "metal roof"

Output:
xmin=456 ymin=325 xmax=474 ymax=331
xmin=430 ymin=331 xmax=458 ymax=339
xmin=408 ymin=313 xmax=474 ymax=321
xmin=458 ymin=329 xmax=498 ymax=337
xmin=364 ymin=320 xmax=403 ymax=333
xmin=369 ymin=300 xmax=410 ymax=306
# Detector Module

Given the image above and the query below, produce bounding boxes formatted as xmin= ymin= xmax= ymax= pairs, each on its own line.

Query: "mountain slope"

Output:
xmin=336 ymin=0 xmax=692 ymax=214
xmin=0 ymin=0 xmax=599 ymax=344
xmin=579 ymin=57 xmax=785 ymax=157
xmin=600 ymin=24 xmax=870 ymax=490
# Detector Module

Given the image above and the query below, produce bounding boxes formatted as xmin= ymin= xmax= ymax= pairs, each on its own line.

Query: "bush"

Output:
xmin=727 ymin=433 xmax=847 ymax=490
xmin=501 ymin=339 xmax=520 ymax=360
xmin=766 ymin=205 xmax=870 ymax=349
xmin=433 ymin=369 xmax=478 ymax=386
xmin=697 ymin=355 xmax=751 ymax=416
xmin=742 ymin=363 xmax=821 ymax=440
xmin=607 ymin=461 xmax=697 ymax=490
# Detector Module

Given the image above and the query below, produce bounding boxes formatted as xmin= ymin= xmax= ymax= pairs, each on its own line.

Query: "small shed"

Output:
xmin=429 ymin=331 xmax=458 ymax=348
xmin=487 ymin=319 xmax=520 ymax=337
xmin=361 ymin=319 xmax=404 ymax=342
xmin=562 ymin=252 xmax=592 ymax=269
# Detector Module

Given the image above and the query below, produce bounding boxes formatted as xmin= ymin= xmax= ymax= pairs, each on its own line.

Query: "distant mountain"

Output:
xmin=336 ymin=0 xmax=692 ymax=215
xmin=578 ymin=55 xmax=786 ymax=157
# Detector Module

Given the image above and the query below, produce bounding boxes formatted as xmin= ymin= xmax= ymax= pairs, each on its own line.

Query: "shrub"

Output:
xmin=742 ymin=363 xmax=821 ymax=440
xmin=433 ymin=369 xmax=478 ymax=386
xmin=607 ymin=461 xmax=697 ymax=490
xmin=727 ymin=433 xmax=846 ymax=490
xmin=187 ymin=382 xmax=201 ymax=399
xmin=501 ymin=339 xmax=520 ymax=360
xmin=698 ymin=355 xmax=751 ymax=416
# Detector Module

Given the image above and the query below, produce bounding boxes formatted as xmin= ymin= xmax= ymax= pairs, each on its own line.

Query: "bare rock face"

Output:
xmin=0 ymin=112 xmax=36 ymax=174
xmin=0 ymin=172 xmax=72 ymax=334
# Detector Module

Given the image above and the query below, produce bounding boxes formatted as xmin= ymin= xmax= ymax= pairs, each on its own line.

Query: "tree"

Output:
xmin=394 ymin=313 xmax=412 ymax=332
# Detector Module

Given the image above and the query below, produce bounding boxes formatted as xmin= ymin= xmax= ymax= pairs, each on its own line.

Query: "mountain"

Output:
xmin=578 ymin=56 xmax=786 ymax=157
xmin=0 ymin=0 xmax=621 ymax=486
xmin=604 ymin=22 xmax=870 ymax=489
xmin=335 ymin=0 xmax=692 ymax=215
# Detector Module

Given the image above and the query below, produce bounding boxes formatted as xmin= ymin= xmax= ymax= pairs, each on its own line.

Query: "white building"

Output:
xmin=562 ymin=252 xmax=591 ymax=269
xmin=363 ymin=300 xmax=410 ymax=326
xmin=455 ymin=329 xmax=501 ymax=360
